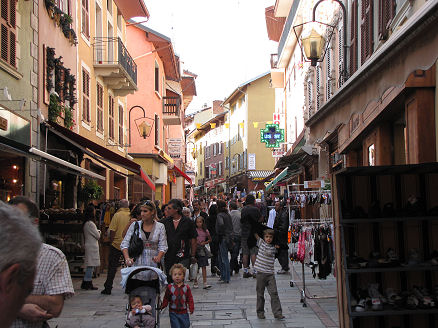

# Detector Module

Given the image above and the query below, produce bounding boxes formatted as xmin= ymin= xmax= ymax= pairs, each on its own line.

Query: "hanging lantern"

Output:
xmin=137 ymin=120 xmax=152 ymax=138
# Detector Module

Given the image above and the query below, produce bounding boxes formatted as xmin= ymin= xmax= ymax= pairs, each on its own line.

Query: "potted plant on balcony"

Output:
xmin=45 ymin=0 xmax=56 ymax=18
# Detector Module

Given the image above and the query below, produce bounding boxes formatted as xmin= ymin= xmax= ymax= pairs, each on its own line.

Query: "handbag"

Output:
xmin=128 ymin=222 xmax=144 ymax=259
xmin=204 ymin=244 xmax=212 ymax=258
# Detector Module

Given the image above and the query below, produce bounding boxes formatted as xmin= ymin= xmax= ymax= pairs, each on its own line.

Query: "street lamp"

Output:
xmin=293 ymin=0 xmax=348 ymax=79
xmin=128 ymin=105 xmax=154 ymax=146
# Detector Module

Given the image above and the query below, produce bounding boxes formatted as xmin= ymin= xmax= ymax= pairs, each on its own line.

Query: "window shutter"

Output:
xmin=316 ymin=66 xmax=321 ymax=111
xmin=0 ymin=0 xmax=16 ymax=67
xmin=118 ymin=105 xmax=123 ymax=145
xmin=154 ymin=114 xmax=159 ymax=146
xmin=350 ymin=0 xmax=358 ymax=74
xmin=82 ymin=70 xmax=90 ymax=122
xmin=379 ymin=0 xmax=396 ymax=40
xmin=337 ymin=13 xmax=344 ymax=87
xmin=97 ymin=83 xmax=103 ymax=131
xmin=82 ymin=0 xmax=89 ymax=37
xmin=361 ymin=0 xmax=373 ymax=65
xmin=109 ymin=95 xmax=115 ymax=140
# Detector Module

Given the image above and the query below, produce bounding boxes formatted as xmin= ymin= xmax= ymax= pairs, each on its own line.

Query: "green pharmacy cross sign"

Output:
xmin=260 ymin=123 xmax=284 ymax=148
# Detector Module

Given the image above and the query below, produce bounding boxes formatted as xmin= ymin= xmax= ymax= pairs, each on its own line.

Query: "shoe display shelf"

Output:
xmin=335 ymin=163 xmax=438 ymax=328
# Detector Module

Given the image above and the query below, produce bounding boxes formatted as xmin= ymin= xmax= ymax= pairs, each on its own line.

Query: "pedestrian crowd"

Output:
xmin=0 ymin=192 xmax=291 ymax=328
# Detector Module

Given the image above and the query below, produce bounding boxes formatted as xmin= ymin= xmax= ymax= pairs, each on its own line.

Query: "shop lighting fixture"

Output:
xmin=12 ymin=179 xmax=17 ymax=184
xmin=12 ymin=165 xmax=18 ymax=170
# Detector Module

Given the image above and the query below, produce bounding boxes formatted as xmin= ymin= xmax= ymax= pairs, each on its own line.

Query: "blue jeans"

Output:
xmin=218 ymin=239 xmax=230 ymax=282
xmin=169 ymin=312 xmax=190 ymax=328
xmin=84 ymin=266 xmax=94 ymax=281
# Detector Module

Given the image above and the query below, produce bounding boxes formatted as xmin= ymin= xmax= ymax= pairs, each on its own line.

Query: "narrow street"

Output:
xmin=50 ymin=264 xmax=338 ymax=328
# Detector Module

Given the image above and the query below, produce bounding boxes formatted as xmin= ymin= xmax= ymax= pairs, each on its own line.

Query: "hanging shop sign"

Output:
xmin=272 ymin=113 xmax=285 ymax=129
xmin=167 ymin=138 xmax=183 ymax=158
xmin=248 ymin=153 xmax=256 ymax=170
xmin=272 ymin=148 xmax=286 ymax=158
xmin=260 ymin=123 xmax=285 ymax=148
xmin=209 ymin=163 xmax=217 ymax=176
xmin=0 ymin=107 xmax=31 ymax=146
xmin=304 ymin=180 xmax=325 ymax=189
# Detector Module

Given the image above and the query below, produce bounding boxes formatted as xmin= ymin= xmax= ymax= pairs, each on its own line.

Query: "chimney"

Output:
xmin=212 ymin=100 xmax=223 ymax=114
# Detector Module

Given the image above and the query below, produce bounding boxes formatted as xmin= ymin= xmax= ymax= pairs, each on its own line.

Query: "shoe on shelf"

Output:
xmin=257 ymin=313 xmax=265 ymax=319
xmin=277 ymin=269 xmax=289 ymax=274
xmin=243 ymin=272 xmax=252 ymax=278
xmin=100 ymin=288 xmax=111 ymax=295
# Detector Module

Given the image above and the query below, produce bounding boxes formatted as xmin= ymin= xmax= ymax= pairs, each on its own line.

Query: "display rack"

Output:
xmin=336 ymin=163 xmax=438 ymax=328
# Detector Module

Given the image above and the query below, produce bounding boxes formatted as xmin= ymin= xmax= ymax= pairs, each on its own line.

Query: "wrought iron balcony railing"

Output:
xmin=93 ymin=37 xmax=137 ymax=85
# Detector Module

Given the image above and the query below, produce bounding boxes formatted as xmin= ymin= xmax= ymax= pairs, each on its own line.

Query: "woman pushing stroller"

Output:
xmin=121 ymin=200 xmax=168 ymax=327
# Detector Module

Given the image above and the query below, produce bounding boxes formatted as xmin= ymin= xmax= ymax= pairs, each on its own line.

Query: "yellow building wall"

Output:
xmin=77 ymin=0 xmax=131 ymax=199
xmin=247 ymin=74 xmax=276 ymax=170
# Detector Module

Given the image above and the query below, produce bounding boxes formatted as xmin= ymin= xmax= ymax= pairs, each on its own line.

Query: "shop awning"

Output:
xmin=29 ymin=147 xmax=106 ymax=181
xmin=266 ymin=167 xmax=288 ymax=192
xmin=247 ymin=170 xmax=275 ymax=181
xmin=46 ymin=122 xmax=155 ymax=191
xmin=172 ymin=165 xmax=192 ymax=184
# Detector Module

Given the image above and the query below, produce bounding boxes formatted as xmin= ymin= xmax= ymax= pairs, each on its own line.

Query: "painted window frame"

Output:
xmin=108 ymin=94 xmax=115 ymax=140
xmin=96 ymin=82 xmax=104 ymax=132
xmin=82 ymin=68 xmax=91 ymax=123
xmin=81 ymin=0 xmax=90 ymax=38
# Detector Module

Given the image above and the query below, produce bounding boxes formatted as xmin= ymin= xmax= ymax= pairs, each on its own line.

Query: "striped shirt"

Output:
xmin=254 ymin=239 xmax=276 ymax=274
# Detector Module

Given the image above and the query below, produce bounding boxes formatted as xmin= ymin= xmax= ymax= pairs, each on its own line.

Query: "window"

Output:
xmin=368 ymin=144 xmax=375 ymax=166
xmin=118 ymin=105 xmax=123 ymax=145
xmin=154 ymin=61 xmax=159 ymax=92
xmin=200 ymin=166 xmax=202 ymax=176
xmin=218 ymin=143 xmax=222 ymax=155
xmin=57 ymin=0 xmax=70 ymax=14
xmin=349 ymin=1 xmax=358 ymax=75
xmin=154 ymin=114 xmax=159 ymax=146
xmin=108 ymin=95 xmax=115 ymax=140
xmin=361 ymin=0 xmax=373 ymax=64
xmin=225 ymin=157 xmax=229 ymax=169
xmin=117 ymin=12 xmax=122 ymax=31
xmin=106 ymin=0 xmax=112 ymax=15
xmin=243 ymin=150 xmax=247 ymax=169
xmin=218 ymin=162 xmax=222 ymax=176
xmin=96 ymin=83 xmax=104 ymax=132
xmin=378 ymin=0 xmax=396 ymax=40
xmin=205 ymin=166 xmax=209 ymax=179
xmin=81 ymin=0 xmax=89 ymax=38
xmin=82 ymin=69 xmax=90 ymax=122
xmin=0 ymin=0 xmax=17 ymax=67
xmin=213 ymin=143 xmax=217 ymax=156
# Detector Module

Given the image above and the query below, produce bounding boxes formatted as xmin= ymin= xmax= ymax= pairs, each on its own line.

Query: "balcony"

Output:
xmin=93 ymin=37 xmax=138 ymax=96
xmin=162 ymin=96 xmax=181 ymax=125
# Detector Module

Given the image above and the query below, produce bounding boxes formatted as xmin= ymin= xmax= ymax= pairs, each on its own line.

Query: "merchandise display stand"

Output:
xmin=336 ymin=163 xmax=438 ymax=328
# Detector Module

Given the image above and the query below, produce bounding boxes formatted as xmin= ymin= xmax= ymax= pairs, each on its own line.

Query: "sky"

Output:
xmin=141 ymin=0 xmax=278 ymax=113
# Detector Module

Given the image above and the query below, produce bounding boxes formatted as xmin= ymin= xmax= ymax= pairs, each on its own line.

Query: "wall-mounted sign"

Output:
xmin=272 ymin=148 xmax=285 ymax=158
xmin=260 ymin=124 xmax=285 ymax=148
xmin=304 ymin=180 xmax=325 ymax=189
xmin=0 ymin=107 xmax=31 ymax=146
xmin=167 ymin=138 xmax=183 ymax=158
xmin=273 ymin=113 xmax=285 ymax=128
xmin=248 ymin=153 xmax=256 ymax=170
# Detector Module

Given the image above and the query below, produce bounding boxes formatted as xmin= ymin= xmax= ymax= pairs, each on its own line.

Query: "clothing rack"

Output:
xmin=288 ymin=217 xmax=337 ymax=307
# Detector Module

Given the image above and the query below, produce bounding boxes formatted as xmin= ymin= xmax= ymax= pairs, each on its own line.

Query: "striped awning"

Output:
xmin=247 ymin=170 xmax=275 ymax=181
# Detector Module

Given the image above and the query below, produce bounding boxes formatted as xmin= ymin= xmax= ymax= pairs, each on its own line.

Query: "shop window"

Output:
xmin=96 ymin=83 xmax=103 ymax=132
xmin=108 ymin=95 xmax=115 ymax=140
xmin=361 ymin=0 xmax=374 ymax=64
xmin=118 ymin=104 xmax=123 ymax=145
xmin=81 ymin=0 xmax=89 ymax=38
xmin=0 ymin=0 xmax=17 ymax=68
xmin=378 ymin=0 xmax=396 ymax=40
xmin=82 ymin=69 xmax=90 ymax=122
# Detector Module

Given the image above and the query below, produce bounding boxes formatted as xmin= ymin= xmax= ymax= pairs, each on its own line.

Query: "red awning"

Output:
xmin=47 ymin=122 xmax=155 ymax=191
xmin=172 ymin=165 xmax=192 ymax=184
xmin=140 ymin=168 xmax=156 ymax=191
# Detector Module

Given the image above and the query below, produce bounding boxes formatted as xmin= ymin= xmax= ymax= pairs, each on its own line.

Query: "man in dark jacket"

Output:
xmin=273 ymin=201 xmax=290 ymax=274
xmin=240 ymin=194 xmax=266 ymax=278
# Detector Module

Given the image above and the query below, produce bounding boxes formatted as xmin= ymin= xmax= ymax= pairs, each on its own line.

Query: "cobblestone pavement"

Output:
xmin=49 ymin=263 xmax=339 ymax=328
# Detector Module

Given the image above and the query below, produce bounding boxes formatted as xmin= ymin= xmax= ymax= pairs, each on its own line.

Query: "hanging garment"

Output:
xmin=297 ymin=232 xmax=306 ymax=263
xmin=314 ymin=229 xmax=333 ymax=279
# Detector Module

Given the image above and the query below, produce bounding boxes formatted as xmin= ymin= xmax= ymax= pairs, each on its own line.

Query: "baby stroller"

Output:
xmin=121 ymin=266 xmax=168 ymax=328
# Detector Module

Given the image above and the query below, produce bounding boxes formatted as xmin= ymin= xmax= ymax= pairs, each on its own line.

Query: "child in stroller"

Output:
xmin=121 ymin=266 xmax=168 ymax=328
xmin=127 ymin=295 xmax=155 ymax=328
